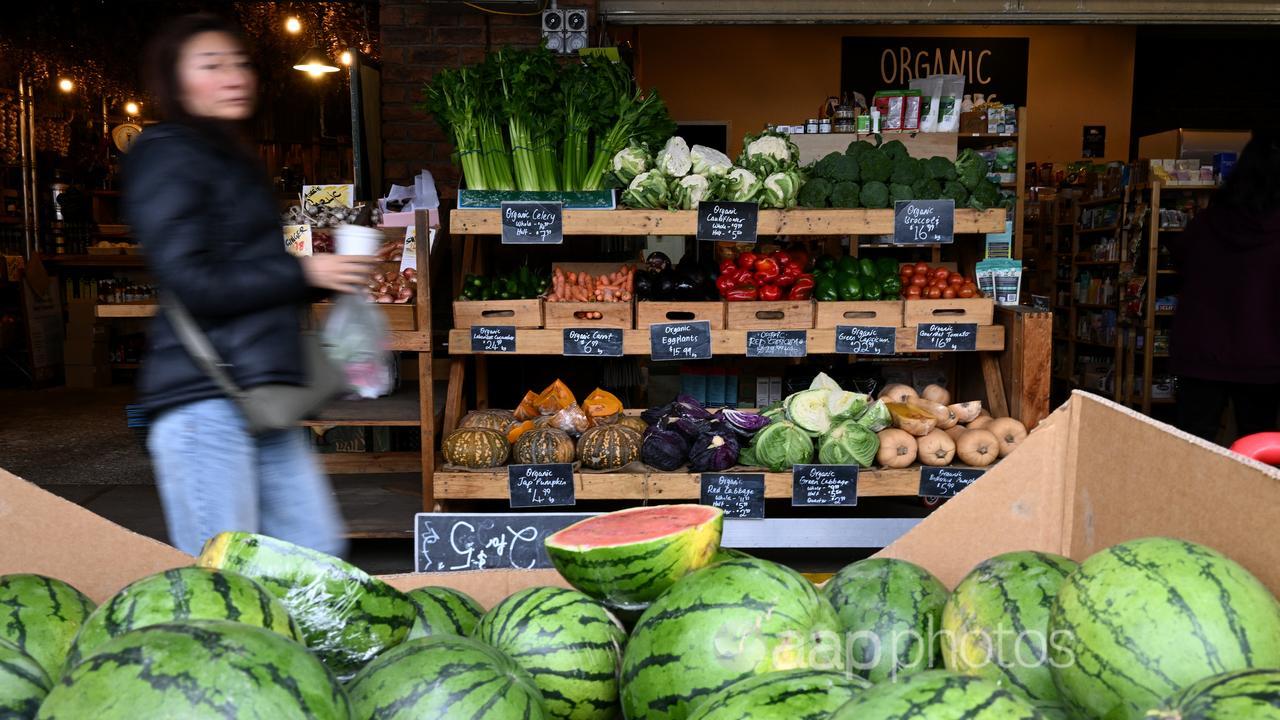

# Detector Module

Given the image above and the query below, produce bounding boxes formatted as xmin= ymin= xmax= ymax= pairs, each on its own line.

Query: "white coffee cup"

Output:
xmin=335 ymin=224 xmax=383 ymax=256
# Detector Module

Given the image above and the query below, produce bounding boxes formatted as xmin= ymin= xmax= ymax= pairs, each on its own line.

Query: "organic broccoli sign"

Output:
xmin=697 ymin=201 xmax=758 ymax=244
xmin=894 ymin=199 xmax=955 ymax=245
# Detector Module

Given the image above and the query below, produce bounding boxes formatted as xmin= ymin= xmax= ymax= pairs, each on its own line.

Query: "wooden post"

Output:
xmin=415 ymin=210 xmax=435 ymax=511
xmin=996 ymin=305 xmax=1053 ymax=428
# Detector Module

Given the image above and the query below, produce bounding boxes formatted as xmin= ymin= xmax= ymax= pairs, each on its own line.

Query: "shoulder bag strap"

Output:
xmin=162 ymin=299 xmax=249 ymax=404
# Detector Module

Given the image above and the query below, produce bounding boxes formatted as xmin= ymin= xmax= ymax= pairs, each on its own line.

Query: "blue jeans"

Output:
xmin=147 ymin=398 xmax=347 ymax=557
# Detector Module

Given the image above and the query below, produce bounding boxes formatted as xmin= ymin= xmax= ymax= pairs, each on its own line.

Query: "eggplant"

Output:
xmin=634 ymin=270 xmax=655 ymax=300
xmin=655 ymin=269 xmax=678 ymax=299
xmin=646 ymin=251 xmax=672 ymax=273
xmin=672 ymin=275 xmax=698 ymax=300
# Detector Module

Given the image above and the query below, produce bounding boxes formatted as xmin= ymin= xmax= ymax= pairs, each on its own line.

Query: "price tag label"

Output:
xmin=507 ymin=464 xmax=576 ymax=508
xmin=700 ymin=473 xmax=765 ymax=519
xmin=836 ymin=325 xmax=897 ymax=355
xmin=501 ymin=201 xmax=563 ymax=245
xmin=562 ymin=328 xmax=623 ymax=357
xmin=471 ymin=325 xmax=517 ymax=353
xmin=746 ymin=330 xmax=807 ymax=358
xmin=894 ymin=199 xmax=955 ymax=245
xmin=915 ymin=323 xmax=979 ymax=351
xmin=792 ymin=465 xmax=858 ymax=507
xmin=918 ymin=466 xmax=985 ymax=498
xmin=303 ymin=184 xmax=354 ymax=209
xmin=650 ymin=321 xmax=712 ymax=361
xmin=696 ymin=201 xmax=759 ymax=244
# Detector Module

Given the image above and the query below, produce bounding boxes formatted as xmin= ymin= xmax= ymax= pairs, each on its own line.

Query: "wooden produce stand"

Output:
xmin=437 ymin=207 xmax=1049 ymax=517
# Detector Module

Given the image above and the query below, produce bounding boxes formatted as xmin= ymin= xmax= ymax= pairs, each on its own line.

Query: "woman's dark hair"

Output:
xmin=1214 ymin=129 xmax=1280 ymax=214
xmin=144 ymin=13 xmax=250 ymax=122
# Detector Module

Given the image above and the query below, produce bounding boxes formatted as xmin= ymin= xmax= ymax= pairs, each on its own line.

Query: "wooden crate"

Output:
xmin=815 ymin=301 xmax=903 ymax=328
xmin=543 ymin=301 xmax=634 ymax=329
xmin=452 ymin=299 xmax=543 ymax=329
xmin=724 ymin=301 xmax=815 ymax=330
xmin=903 ymin=298 xmax=995 ymax=326
xmin=635 ymin=302 xmax=726 ymax=330
xmin=312 ymin=303 xmax=417 ymax=331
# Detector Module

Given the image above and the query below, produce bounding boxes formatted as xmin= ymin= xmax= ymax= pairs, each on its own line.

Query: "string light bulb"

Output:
xmin=57 ymin=78 xmax=74 ymax=93
xmin=124 ymin=101 xmax=140 ymax=116
xmin=340 ymin=50 xmax=353 ymax=66
xmin=285 ymin=16 xmax=301 ymax=34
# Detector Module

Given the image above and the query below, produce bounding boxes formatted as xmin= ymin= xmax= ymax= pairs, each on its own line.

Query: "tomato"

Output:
xmin=942 ymin=287 xmax=957 ymax=299
xmin=963 ymin=282 xmax=978 ymax=294
xmin=911 ymin=273 xmax=928 ymax=287
xmin=901 ymin=263 xmax=915 ymax=276
xmin=959 ymin=287 xmax=975 ymax=298
xmin=926 ymin=286 xmax=943 ymax=299
xmin=932 ymin=267 xmax=950 ymax=281
xmin=949 ymin=274 xmax=966 ymax=286
xmin=906 ymin=285 xmax=923 ymax=298
xmin=914 ymin=262 xmax=930 ymax=276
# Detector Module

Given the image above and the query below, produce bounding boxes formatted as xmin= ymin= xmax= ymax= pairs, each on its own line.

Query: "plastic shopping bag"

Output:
xmin=321 ymin=293 xmax=394 ymax=399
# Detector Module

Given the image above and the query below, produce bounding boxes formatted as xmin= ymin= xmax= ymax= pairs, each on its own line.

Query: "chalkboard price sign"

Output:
xmin=746 ymin=330 xmax=807 ymax=358
xmin=507 ymin=464 xmax=576 ymax=508
xmin=563 ymin=328 xmax=623 ymax=357
xmin=650 ymin=321 xmax=712 ymax=361
xmin=471 ymin=325 xmax=517 ymax=353
xmin=700 ymin=473 xmax=766 ymax=519
xmin=696 ymin=201 xmax=759 ymax=243
xmin=501 ymin=201 xmax=564 ymax=245
xmin=915 ymin=323 xmax=979 ymax=351
xmin=836 ymin=325 xmax=897 ymax=356
xmin=414 ymin=512 xmax=592 ymax=572
xmin=894 ymin=199 xmax=955 ymax=245
xmin=792 ymin=465 xmax=859 ymax=507
xmin=918 ymin=466 xmax=985 ymax=498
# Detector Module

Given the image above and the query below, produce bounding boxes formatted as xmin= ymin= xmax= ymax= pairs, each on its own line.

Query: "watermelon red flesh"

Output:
xmin=1148 ymin=668 xmax=1280 ymax=719
xmin=545 ymin=505 xmax=723 ymax=609
xmin=829 ymin=670 xmax=1045 ymax=719
xmin=1049 ymin=537 xmax=1280 ymax=720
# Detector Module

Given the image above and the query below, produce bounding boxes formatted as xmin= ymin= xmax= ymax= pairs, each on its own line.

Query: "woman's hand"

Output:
xmin=301 ymin=254 xmax=379 ymax=293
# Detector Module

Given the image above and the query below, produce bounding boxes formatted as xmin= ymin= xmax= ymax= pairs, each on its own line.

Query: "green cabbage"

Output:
xmin=854 ymin=399 xmax=892 ymax=432
xmin=748 ymin=420 xmax=815 ymax=471
xmin=818 ymin=420 xmax=880 ymax=467
xmin=785 ymin=388 xmax=832 ymax=434
xmin=809 ymin=372 xmax=842 ymax=392
xmin=827 ymin=391 xmax=869 ymax=421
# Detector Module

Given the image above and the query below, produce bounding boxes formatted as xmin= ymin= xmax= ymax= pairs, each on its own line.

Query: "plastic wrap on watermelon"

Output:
xmin=321 ymin=293 xmax=394 ymax=399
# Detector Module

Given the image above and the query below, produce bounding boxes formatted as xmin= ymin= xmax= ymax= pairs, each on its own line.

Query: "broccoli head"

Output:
xmin=860 ymin=181 xmax=890 ymax=209
xmin=890 ymin=157 xmax=923 ymax=186
xmin=941 ymin=180 xmax=970 ymax=205
xmin=845 ymin=140 xmax=876 ymax=160
xmin=830 ymin=181 xmax=861 ymax=208
xmin=827 ymin=154 xmax=860 ymax=182
xmin=924 ymin=155 xmax=958 ymax=181
xmin=812 ymin=152 xmax=844 ymax=179
xmin=880 ymin=139 xmax=910 ymax=163
xmin=912 ymin=178 xmax=943 ymax=200
xmin=968 ymin=178 xmax=1001 ymax=210
xmin=797 ymin=177 xmax=833 ymax=208
xmin=955 ymin=148 xmax=990 ymax=190
xmin=889 ymin=183 xmax=914 ymax=204
xmin=858 ymin=149 xmax=893 ymax=184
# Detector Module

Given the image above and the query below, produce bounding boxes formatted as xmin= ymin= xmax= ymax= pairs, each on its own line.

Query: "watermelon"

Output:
xmin=474 ymin=586 xmax=626 ymax=720
xmin=829 ymin=669 xmax=1047 ymax=719
xmin=1050 ymin=537 xmax=1280 ymax=720
xmin=822 ymin=558 xmax=948 ymax=683
xmin=0 ymin=574 xmax=95 ymax=680
xmin=36 ymin=619 xmax=349 ymax=720
xmin=942 ymin=551 xmax=1078 ymax=709
xmin=0 ymin=637 xmax=50 ymax=718
xmin=406 ymin=585 xmax=485 ymax=639
xmin=1147 ymin=668 xmax=1280 ymax=719
xmin=67 ymin=567 xmax=303 ymax=668
xmin=346 ymin=634 xmax=548 ymax=720
xmin=685 ymin=669 xmax=870 ymax=720
xmin=620 ymin=556 xmax=844 ymax=720
xmin=195 ymin=531 xmax=416 ymax=680
xmin=545 ymin=505 xmax=723 ymax=612
xmin=712 ymin=548 xmax=753 ymax=563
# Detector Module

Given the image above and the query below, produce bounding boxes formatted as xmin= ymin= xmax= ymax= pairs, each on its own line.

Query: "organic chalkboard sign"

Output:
xmin=836 ymin=325 xmax=897 ymax=356
xmin=746 ymin=330 xmax=807 ymax=358
xmin=501 ymin=201 xmax=564 ymax=245
xmin=507 ymin=464 xmax=576 ymax=508
xmin=894 ymin=199 xmax=955 ymax=245
xmin=414 ymin=512 xmax=592 ymax=572
xmin=918 ymin=466 xmax=985 ymax=498
xmin=915 ymin=323 xmax=979 ymax=351
xmin=696 ymin=201 xmax=759 ymax=243
xmin=700 ymin=473 xmax=765 ymax=519
xmin=650 ymin=321 xmax=712 ymax=361
xmin=471 ymin=325 xmax=517 ymax=353
xmin=792 ymin=465 xmax=858 ymax=507
xmin=563 ymin=328 xmax=623 ymax=357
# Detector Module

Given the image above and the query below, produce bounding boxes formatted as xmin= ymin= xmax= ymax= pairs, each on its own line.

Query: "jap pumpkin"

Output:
xmin=583 ymin=387 xmax=623 ymax=425
xmin=576 ymin=425 xmax=642 ymax=470
xmin=514 ymin=391 xmax=540 ymax=421
xmin=442 ymin=428 xmax=509 ymax=468
xmin=513 ymin=427 xmax=576 ymax=465
xmin=616 ymin=416 xmax=649 ymax=435
xmin=459 ymin=409 xmax=519 ymax=435
xmin=535 ymin=380 xmax=576 ymax=415
xmin=507 ymin=420 xmax=536 ymax=445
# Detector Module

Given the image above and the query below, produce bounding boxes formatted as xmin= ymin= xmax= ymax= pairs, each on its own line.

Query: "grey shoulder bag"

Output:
xmin=164 ymin=300 xmax=347 ymax=434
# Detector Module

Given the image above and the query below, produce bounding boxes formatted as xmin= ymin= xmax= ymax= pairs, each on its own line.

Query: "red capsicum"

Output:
xmin=715 ymin=274 xmax=739 ymax=296
xmin=719 ymin=259 xmax=738 ymax=277
xmin=736 ymin=252 xmax=759 ymax=271
xmin=759 ymin=284 xmax=783 ymax=301
xmin=724 ymin=285 xmax=759 ymax=302
xmin=787 ymin=275 xmax=815 ymax=301
xmin=771 ymin=250 xmax=792 ymax=267
xmin=775 ymin=264 xmax=802 ymax=288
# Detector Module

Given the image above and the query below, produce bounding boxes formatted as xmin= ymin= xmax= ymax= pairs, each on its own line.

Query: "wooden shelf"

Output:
xmin=303 ymin=387 xmax=423 ymax=427
xmin=1077 ymin=196 xmax=1124 ymax=208
xmin=96 ymin=302 xmax=157 ymax=317
xmin=434 ymin=465 xmax=948 ymax=501
xmin=959 ymin=133 xmax=1018 ymax=139
xmin=1156 ymin=309 xmax=1176 ymax=316
xmin=1076 ymin=302 xmax=1117 ymax=309
xmin=42 ymin=254 xmax=148 ymax=268
xmin=1072 ymin=337 xmax=1118 ymax=348
xmin=322 ymin=452 xmax=422 ymax=474
xmin=446 ymin=326 xmax=1005 ymax=356
xmin=1076 ymin=225 xmax=1120 ymax=235
xmin=335 ymin=473 xmax=419 ymax=539
xmin=1136 ymin=182 xmax=1217 ymax=192
xmin=1157 ymin=269 xmax=1179 ymax=275
xmin=97 ymin=302 xmax=424 ymax=346
xmin=449 ymin=208 xmax=1008 ymax=236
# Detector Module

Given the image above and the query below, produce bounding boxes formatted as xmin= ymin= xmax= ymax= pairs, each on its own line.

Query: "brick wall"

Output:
xmin=379 ymin=0 xmax=597 ymax=198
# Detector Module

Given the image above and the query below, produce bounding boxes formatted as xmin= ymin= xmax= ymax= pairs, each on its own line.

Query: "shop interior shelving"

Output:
xmin=956 ymin=107 xmax=1028 ymax=258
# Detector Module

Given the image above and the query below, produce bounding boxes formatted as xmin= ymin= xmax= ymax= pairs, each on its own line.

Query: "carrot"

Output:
xmin=566 ymin=271 xmax=577 ymax=285
xmin=620 ymin=291 xmax=631 ymax=302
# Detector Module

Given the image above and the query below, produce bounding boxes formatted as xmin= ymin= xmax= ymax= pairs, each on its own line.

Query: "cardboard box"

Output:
xmin=2 ymin=392 xmax=1278 ymax=607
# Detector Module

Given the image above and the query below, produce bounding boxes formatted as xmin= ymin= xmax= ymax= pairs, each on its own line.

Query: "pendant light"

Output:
xmin=293 ymin=47 xmax=339 ymax=75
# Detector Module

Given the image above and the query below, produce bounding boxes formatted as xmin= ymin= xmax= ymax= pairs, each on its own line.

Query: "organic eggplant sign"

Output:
xmin=700 ymin=473 xmax=765 ymax=519
xmin=836 ymin=325 xmax=897 ymax=356
xmin=563 ymin=328 xmax=623 ymax=357
xmin=501 ymin=201 xmax=563 ymax=245
xmin=650 ymin=321 xmax=712 ymax=361
xmin=697 ymin=201 xmax=758 ymax=244
xmin=746 ymin=330 xmax=807 ymax=358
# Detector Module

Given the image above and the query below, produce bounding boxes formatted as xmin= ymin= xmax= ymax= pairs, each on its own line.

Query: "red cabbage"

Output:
xmin=641 ymin=426 xmax=689 ymax=471
xmin=715 ymin=408 xmax=771 ymax=440
xmin=688 ymin=429 xmax=740 ymax=472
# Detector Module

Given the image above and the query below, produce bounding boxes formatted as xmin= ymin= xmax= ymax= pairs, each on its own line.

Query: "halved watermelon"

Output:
xmin=545 ymin=505 xmax=723 ymax=610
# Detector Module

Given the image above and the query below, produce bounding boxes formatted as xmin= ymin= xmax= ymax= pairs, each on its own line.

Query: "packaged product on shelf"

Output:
xmin=911 ymin=76 xmax=944 ymax=132
xmin=936 ymin=74 xmax=966 ymax=132
xmin=901 ymin=90 xmax=923 ymax=131
xmin=975 ymin=258 xmax=1022 ymax=306
xmin=872 ymin=90 xmax=904 ymax=131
